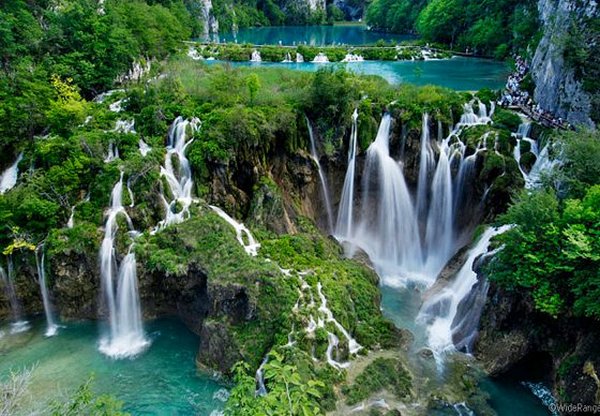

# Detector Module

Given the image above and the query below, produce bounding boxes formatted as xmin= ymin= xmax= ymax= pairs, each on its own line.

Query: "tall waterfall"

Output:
xmin=154 ymin=117 xmax=200 ymax=231
xmin=353 ymin=113 xmax=423 ymax=284
xmin=417 ymin=225 xmax=512 ymax=362
xmin=99 ymin=172 xmax=148 ymax=358
xmin=306 ymin=117 xmax=334 ymax=234
xmin=335 ymin=109 xmax=359 ymax=239
xmin=0 ymin=257 xmax=29 ymax=333
xmin=0 ymin=153 xmax=23 ymax=194
xmin=336 ymin=105 xmax=493 ymax=287
xmin=423 ymin=133 xmax=456 ymax=275
xmin=415 ymin=114 xmax=435 ymax=222
xmin=35 ymin=247 xmax=58 ymax=337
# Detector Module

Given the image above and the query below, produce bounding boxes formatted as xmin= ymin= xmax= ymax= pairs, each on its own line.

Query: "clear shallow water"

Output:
xmin=206 ymin=57 xmax=509 ymax=90
xmin=212 ymin=25 xmax=413 ymax=46
xmin=380 ymin=286 xmax=551 ymax=415
xmin=0 ymin=318 xmax=226 ymax=415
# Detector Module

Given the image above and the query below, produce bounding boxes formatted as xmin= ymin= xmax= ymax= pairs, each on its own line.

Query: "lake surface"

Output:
xmin=0 ymin=318 xmax=226 ymax=415
xmin=380 ymin=286 xmax=551 ymax=416
xmin=206 ymin=57 xmax=510 ymax=91
xmin=212 ymin=25 xmax=414 ymax=46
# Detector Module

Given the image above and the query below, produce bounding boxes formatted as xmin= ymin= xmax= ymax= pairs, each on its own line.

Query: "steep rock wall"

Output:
xmin=530 ymin=0 xmax=597 ymax=128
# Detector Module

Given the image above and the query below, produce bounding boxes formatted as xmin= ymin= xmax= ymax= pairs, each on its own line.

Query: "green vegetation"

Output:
xmin=366 ymin=0 xmax=540 ymax=58
xmin=194 ymin=43 xmax=450 ymax=63
xmin=487 ymin=129 xmax=600 ymax=318
xmin=562 ymin=16 xmax=600 ymax=124
xmin=0 ymin=0 xmax=196 ymax=161
xmin=0 ymin=367 xmax=127 ymax=416
xmin=211 ymin=0 xmax=343 ymax=29
xmin=342 ymin=357 xmax=412 ymax=405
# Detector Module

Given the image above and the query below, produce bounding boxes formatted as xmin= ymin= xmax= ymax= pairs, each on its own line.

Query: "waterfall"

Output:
xmin=417 ymin=225 xmax=512 ymax=362
xmin=511 ymin=121 xmax=559 ymax=189
xmin=113 ymin=119 xmax=136 ymax=134
xmin=296 ymin=53 xmax=304 ymax=63
xmin=0 ymin=153 xmax=23 ymax=194
xmin=104 ymin=141 xmax=119 ymax=163
xmin=0 ymin=257 xmax=29 ymax=333
xmin=458 ymin=100 xmax=492 ymax=126
xmin=423 ymin=138 xmax=455 ymax=274
xmin=306 ymin=117 xmax=334 ymax=234
xmin=282 ymin=52 xmax=292 ymax=63
xmin=154 ymin=117 xmax=200 ymax=231
xmin=255 ymin=355 xmax=269 ymax=396
xmin=336 ymin=104 xmax=494 ymax=287
xmin=139 ymin=139 xmax=152 ymax=156
xmin=98 ymin=172 xmax=148 ymax=358
xmin=353 ymin=114 xmax=423 ymax=285
xmin=250 ymin=50 xmax=262 ymax=62
xmin=35 ymin=247 xmax=58 ymax=337
xmin=341 ymin=53 xmax=364 ymax=62
xmin=525 ymin=143 xmax=560 ymax=189
xmin=312 ymin=53 xmax=329 ymax=63
xmin=67 ymin=205 xmax=76 ymax=228
xmin=335 ymin=109 xmax=359 ymax=239
xmin=209 ymin=205 xmax=260 ymax=256
xmin=415 ymin=114 xmax=435 ymax=223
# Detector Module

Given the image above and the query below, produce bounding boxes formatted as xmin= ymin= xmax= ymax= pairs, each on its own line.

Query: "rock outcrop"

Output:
xmin=476 ymin=279 xmax=600 ymax=408
xmin=530 ymin=0 xmax=598 ymax=128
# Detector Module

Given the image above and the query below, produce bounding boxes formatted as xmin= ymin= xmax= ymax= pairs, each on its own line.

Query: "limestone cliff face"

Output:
xmin=530 ymin=0 xmax=597 ymax=128
xmin=187 ymin=0 xmax=219 ymax=36
xmin=476 ymin=277 xmax=600 ymax=408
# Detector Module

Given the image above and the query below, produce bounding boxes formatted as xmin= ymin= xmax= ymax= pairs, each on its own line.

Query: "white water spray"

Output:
xmin=0 ymin=153 xmax=23 ymax=194
xmin=335 ymin=109 xmax=359 ymax=239
xmin=98 ymin=172 xmax=148 ymax=358
xmin=35 ymin=247 xmax=58 ymax=337
xmin=306 ymin=117 xmax=334 ymax=234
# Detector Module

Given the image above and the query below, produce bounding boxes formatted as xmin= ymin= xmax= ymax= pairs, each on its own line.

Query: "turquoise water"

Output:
xmin=0 ymin=318 xmax=226 ymax=415
xmin=213 ymin=25 xmax=413 ymax=46
xmin=380 ymin=286 xmax=551 ymax=415
xmin=206 ymin=57 xmax=509 ymax=90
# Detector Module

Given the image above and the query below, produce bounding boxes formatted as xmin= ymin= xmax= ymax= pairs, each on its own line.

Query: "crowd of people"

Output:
xmin=498 ymin=56 xmax=571 ymax=129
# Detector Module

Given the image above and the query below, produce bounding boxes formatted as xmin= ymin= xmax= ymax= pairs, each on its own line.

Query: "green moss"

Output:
xmin=342 ymin=358 xmax=412 ymax=405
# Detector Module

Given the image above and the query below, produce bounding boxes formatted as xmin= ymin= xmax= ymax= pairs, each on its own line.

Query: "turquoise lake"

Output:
xmin=0 ymin=318 xmax=226 ymax=415
xmin=205 ymin=57 xmax=510 ymax=91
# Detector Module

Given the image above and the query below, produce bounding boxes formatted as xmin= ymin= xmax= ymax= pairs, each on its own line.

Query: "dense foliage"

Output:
xmin=366 ymin=0 xmax=540 ymax=58
xmin=488 ymin=129 xmax=600 ymax=319
xmin=0 ymin=0 xmax=196 ymax=161
xmin=211 ymin=0 xmax=348 ymax=30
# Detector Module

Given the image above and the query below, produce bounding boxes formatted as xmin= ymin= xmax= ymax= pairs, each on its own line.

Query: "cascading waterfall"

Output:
xmin=417 ymin=225 xmax=512 ymax=362
xmin=250 ymin=50 xmax=262 ymax=62
xmin=306 ymin=117 xmax=334 ymax=234
xmin=337 ymin=105 xmax=494 ymax=287
xmin=512 ymin=121 xmax=560 ymax=190
xmin=334 ymin=108 xmax=359 ymax=239
xmin=415 ymin=113 xmax=435 ymax=224
xmin=0 ymin=257 xmax=30 ymax=333
xmin=98 ymin=172 xmax=148 ymax=358
xmin=154 ymin=117 xmax=200 ymax=231
xmin=312 ymin=53 xmax=329 ymax=63
xmin=35 ymin=246 xmax=58 ymax=337
xmin=209 ymin=205 xmax=260 ymax=256
xmin=353 ymin=113 xmax=423 ymax=284
xmin=139 ymin=139 xmax=152 ymax=156
xmin=0 ymin=153 xmax=23 ymax=194
xmin=423 ymin=133 xmax=457 ymax=275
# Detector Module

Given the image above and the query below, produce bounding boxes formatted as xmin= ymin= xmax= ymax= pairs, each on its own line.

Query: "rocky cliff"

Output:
xmin=530 ymin=0 xmax=598 ymax=128
xmin=476 ymin=276 xmax=600 ymax=411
